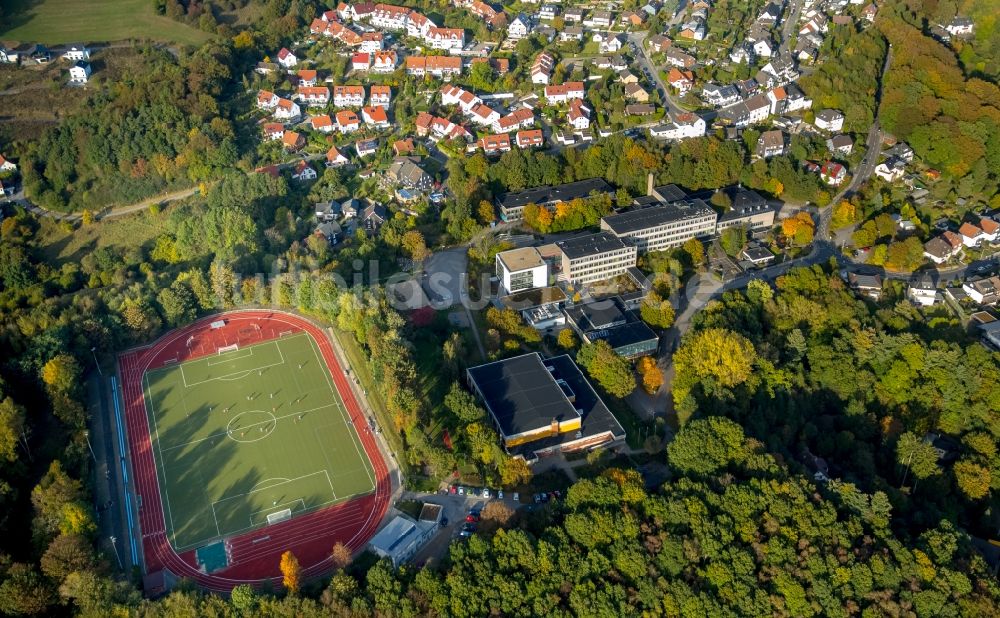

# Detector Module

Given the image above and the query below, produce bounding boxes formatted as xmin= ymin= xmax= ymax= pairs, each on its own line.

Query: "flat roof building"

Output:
xmin=466 ymin=352 xmax=627 ymax=461
xmin=495 ymin=178 xmax=614 ymax=222
xmin=601 ymin=199 xmax=717 ymax=253
xmin=495 ymin=246 xmax=548 ymax=295
xmin=556 ymin=232 xmax=637 ymax=284
xmin=564 ymin=297 xmax=658 ymax=358
xmin=368 ymin=514 xmax=437 ymax=567
xmin=716 ymin=189 xmax=778 ymax=233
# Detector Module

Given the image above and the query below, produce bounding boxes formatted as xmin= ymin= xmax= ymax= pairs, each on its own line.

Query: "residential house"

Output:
xmin=885 ymin=142 xmax=914 ymax=162
xmin=568 ymin=99 xmax=591 ymax=129
xmin=753 ymin=37 xmax=774 ymax=58
xmin=560 ymin=27 xmax=585 ymax=42
xmin=730 ymin=43 xmax=754 ymax=64
xmin=848 ymin=273 xmax=883 ymax=300
xmin=315 ymin=201 xmax=342 ymax=222
xmin=815 ymin=108 xmax=844 ymax=131
xmin=297 ymin=69 xmax=319 ymax=87
xmin=564 ymin=7 xmax=585 ymax=22
xmin=945 ymin=17 xmax=974 ymax=37
xmin=326 ymin=146 xmax=349 ymax=167
xmin=372 ymin=50 xmax=398 ymax=72
xmin=508 ymin=14 xmax=532 ymax=39
xmin=310 ymin=114 xmax=336 ymax=133
xmin=370 ymin=85 xmax=392 ymax=107
xmin=862 ymin=4 xmax=878 ymax=23
xmin=679 ymin=19 xmax=706 ymax=41
xmin=963 ymin=277 xmax=1000 ymax=305
xmin=393 ymin=138 xmax=416 ymax=156
xmin=959 ymin=222 xmax=987 ymax=248
xmin=544 ymin=81 xmax=585 ymax=104
xmin=273 ymin=98 xmax=301 ymax=121
xmin=648 ymin=35 xmax=672 ymax=53
xmin=479 ymin=133 xmax=513 ymax=155
xmin=68 ymin=61 xmax=91 ymax=83
xmin=922 ymin=232 xmax=963 ymax=264
xmin=585 ymin=11 xmax=614 ymax=29
xmin=361 ymin=32 xmax=385 ymax=52
xmin=600 ymin=34 xmax=624 ymax=54
xmin=427 ymin=27 xmax=465 ymax=50
xmin=352 ymin=52 xmax=372 ymax=71
xmin=624 ymin=83 xmax=650 ymax=102
xmin=0 ymin=47 xmax=19 ymax=64
xmin=874 ymin=157 xmax=906 ymax=182
xmin=625 ymin=104 xmax=655 ymax=117
xmin=441 ymin=84 xmax=482 ymax=112
xmin=361 ymin=202 xmax=388 ymax=235
xmin=62 ymin=44 xmax=90 ymax=62
xmin=362 ymin=105 xmax=390 ymax=128
xmin=766 ymin=86 xmax=787 ymax=114
xmin=650 ymin=113 xmax=706 ymax=140
xmin=621 ymin=10 xmax=646 ymax=28
xmin=494 ymin=108 xmax=535 ymax=133
xmin=516 ymin=129 xmax=544 ymax=148
xmin=540 ymin=4 xmax=559 ymax=20
xmin=740 ymin=243 xmax=776 ymax=268
xmin=405 ymin=55 xmax=462 ymax=77
xmin=0 ymin=154 xmax=17 ymax=173
xmin=719 ymin=93 xmax=771 ymax=127
xmin=291 ymin=160 xmax=317 ymax=182
xmin=827 ymin=134 xmax=854 ymax=156
xmin=469 ymin=103 xmax=501 ymax=127
xmin=667 ymin=68 xmax=694 ymax=94
xmin=531 ymin=52 xmax=555 ymax=84
xmin=387 ymin=157 xmax=433 ymax=190
xmin=757 ymin=2 xmax=782 ymax=25
xmin=355 ymin=138 xmax=378 ymax=158
xmin=702 ymin=83 xmax=740 ymax=107
xmin=257 ymin=89 xmax=280 ymax=110
xmin=756 ymin=130 xmax=786 ymax=158
xmin=415 ymin=112 xmax=472 ymax=141
xmin=979 ymin=218 xmax=999 ymax=243
xmin=262 ymin=122 xmax=286 ymax=141
xmin=277 ymin=48 xmax=298 ymax=68
xmin=783 ymin=83 xmax=812 ymax=111
xmin=820 ymin=161 xmax=847 ymax=185
xmin=665 ymin=48 xmax=696 ymax=68
xmin=336 ymin=110 xmax=362 ymax=132
xmin=297 ymin=86 xmax=331 ymax=106
xmin=908 ymin=273 xmax=938 ymax=306
xmin=282 ymin=131 xmax=306 ymax=151
xmin=334 ymin=85 xmax=365 ymax=107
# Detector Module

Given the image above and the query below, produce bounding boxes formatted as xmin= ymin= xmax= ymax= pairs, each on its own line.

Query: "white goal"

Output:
xmin=266 ymin=508 xmax=292 ymax=525
xmin=217 ymin=343 xmax=239 ymax=354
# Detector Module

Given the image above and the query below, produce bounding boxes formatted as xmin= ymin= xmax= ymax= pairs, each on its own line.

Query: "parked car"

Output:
xmin=497 ymin=490 xmax=504 ymax=500
xmin=465 ymin=513 xmax=480 ymax=523
xmin=449 ymin=485 xmax=457 ymax=495
xmin=512 ymin=492 xmax=519 ymax=502
xmin=483 ymin=488 xmax=491 ymax=499
xmin=458 ymin=486 xmax=465 ymax=496
xmin=440 ymin=517 xmax=449 ymax=527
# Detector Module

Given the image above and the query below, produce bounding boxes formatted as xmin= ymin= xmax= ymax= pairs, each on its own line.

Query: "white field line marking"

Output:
xmin=308 ymin=335 xmax=376 ymax=491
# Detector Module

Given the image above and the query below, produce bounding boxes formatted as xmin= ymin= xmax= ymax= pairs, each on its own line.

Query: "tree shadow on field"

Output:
xmin=0 ymin=1 xmax=45 ymax=35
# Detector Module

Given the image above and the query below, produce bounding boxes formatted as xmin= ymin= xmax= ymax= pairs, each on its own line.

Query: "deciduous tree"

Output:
xmin=280 ymin=550 xmax=301 ymax=595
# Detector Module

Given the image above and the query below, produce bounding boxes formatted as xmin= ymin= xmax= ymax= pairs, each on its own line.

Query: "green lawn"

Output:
xmin=142 ymin=332 xmax=375 ymax=551
xmin=1 ymin=0 xmax=212 ymax=46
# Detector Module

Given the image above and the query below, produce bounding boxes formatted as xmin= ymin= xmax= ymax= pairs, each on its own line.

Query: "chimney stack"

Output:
xmin=646 ymin=172 xmax=654 ymax=197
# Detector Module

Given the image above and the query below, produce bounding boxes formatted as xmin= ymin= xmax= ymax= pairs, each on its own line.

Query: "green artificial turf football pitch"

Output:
xmin=141 ymin=332 xmax=375 ymax=551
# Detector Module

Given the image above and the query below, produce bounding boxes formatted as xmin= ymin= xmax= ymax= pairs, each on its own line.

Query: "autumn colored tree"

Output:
xmin=576 ymin=341 xmax=636 ymax=398
xmin=401 ymin=230 xmax=430 ymax=261
xmin=639 ymin=291 xmax=675 ymax=329
xmin=499 ymin=456 xmax=533 ymax=487
xmin=672 ymin=328 xmax=757 ymax=419
xmin=330 ymin=542 xmax=352 ymax=571
xmin=477 ymin=200 xmax=495 ymax=224
xmin=953 ymin=460 xmax=990 ymax=500
xmin=636 ymin=356 xmax=663 ymax=394
xmin=41 ymin=355 xmax=80 ymax=395
xmin=557 ymin=328 xmax=578 ymax=350
xmin=830 ymin=200 xmax=859 ymax=229
xmin=682 ymin=237 xmax=705 ymax=267
xmin=280 ymin=550 xmax=301 ymax=595
xmin=781 ymin=212 xmax=815 ymax=245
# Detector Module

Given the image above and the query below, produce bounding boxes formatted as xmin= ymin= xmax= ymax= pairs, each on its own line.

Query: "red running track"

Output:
xmin=117 ymin=310 xmax=390 ymax=591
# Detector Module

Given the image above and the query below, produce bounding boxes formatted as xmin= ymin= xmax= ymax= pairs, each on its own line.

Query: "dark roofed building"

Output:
xmin=564 ymin=296 xmax=658 ymax=358
xmin=716 ymin=189 xmax=779 ymax=233
xmin=466 ymin=352 xmax=626 ymax=461
xmin=601 ymin=199 xmax=717 ymax=253
xmin=496 ymin=178 xmax=614 ymax=222
xmin=556 ymin=232 xmax=637 ymax=283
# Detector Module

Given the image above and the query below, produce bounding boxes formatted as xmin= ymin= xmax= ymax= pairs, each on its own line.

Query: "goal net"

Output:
xmin=217 ymin=343 xmax=239 ymax=355
xmin=266 ymin=508 xmax=292 ymax=525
